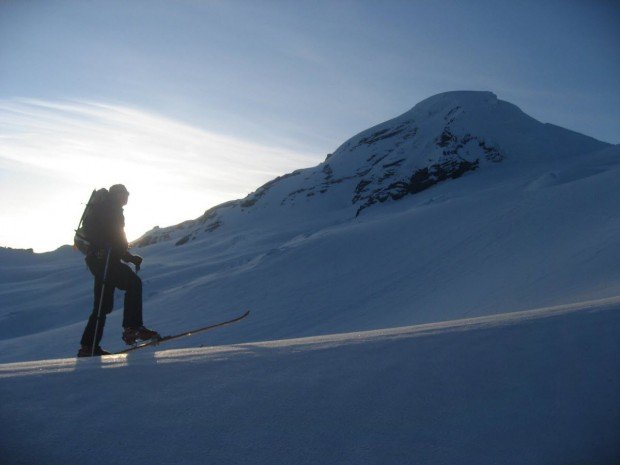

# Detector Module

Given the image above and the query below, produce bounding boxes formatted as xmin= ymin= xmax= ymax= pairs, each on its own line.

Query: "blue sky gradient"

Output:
xmin=1 ymin=0 xmax=618 ymax=250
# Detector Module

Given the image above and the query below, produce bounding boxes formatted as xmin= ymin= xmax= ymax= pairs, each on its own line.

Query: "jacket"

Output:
xmin=84 ymin=196 xmax=130 ymax=261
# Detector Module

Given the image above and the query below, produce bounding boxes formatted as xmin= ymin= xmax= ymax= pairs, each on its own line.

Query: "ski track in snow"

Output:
xmin=1 ymin=295 xmax=617 ymax=378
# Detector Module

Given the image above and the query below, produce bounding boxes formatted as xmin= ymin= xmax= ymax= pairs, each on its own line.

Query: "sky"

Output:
xmin=0 ymin=0 xmax=618 ymax=252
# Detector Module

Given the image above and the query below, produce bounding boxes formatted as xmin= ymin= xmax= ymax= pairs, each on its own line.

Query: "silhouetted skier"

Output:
xmin=78 ymin=184 xmax=159 ymax=357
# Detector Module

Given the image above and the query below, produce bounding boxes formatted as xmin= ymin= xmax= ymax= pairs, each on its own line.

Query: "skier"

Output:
xmin=78 ymin=184 xmax=160 ymax=357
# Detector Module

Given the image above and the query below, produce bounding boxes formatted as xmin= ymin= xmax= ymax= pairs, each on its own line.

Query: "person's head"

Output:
xmin=109 ymin=184 xmax=130 ymax=206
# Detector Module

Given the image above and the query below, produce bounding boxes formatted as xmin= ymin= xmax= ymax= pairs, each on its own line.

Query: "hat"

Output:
xmin=109 ymin=184 xmax=129 ymax=196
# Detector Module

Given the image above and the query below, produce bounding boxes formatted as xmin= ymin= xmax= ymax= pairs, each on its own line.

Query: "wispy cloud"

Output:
xmin=0 ymin=99 xmax=320 ymax=251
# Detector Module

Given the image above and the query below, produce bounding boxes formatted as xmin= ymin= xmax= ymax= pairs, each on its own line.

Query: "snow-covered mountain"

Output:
xmin=132 ymin=90 xmax=608 ymax=247
xmin=0 ymin=90 xmax=618 ymax=363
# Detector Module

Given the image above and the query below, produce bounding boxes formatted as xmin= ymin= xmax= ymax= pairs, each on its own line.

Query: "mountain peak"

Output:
xmin=408 ymin=90 xmax=499 ymax=116
xmin=132 ymin=91 xmax=610 ymax=248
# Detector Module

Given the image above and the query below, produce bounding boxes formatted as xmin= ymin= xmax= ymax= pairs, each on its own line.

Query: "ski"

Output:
xmin=114 ymin=310 xmax=250 ymax=354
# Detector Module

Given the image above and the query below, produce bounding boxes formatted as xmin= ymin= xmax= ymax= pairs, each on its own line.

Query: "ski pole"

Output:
xmin=92 ymin=247 xmax=112 ymax=357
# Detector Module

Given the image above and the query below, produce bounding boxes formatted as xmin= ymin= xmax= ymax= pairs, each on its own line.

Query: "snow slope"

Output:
xmin=1 ymin=298 xmax=619 ymax=465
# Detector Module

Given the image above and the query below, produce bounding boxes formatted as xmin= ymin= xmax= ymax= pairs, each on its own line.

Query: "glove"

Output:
xmin=123 ymin=253 xmax=143 ymax=271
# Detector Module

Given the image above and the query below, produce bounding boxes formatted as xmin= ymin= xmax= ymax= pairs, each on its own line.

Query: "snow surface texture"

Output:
xmin=1 ymin=299 xmax=619 ymax=464
xmin=1 ymin=91 xmax=619 ymax=463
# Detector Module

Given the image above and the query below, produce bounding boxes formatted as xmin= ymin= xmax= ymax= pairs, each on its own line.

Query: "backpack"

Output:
xmin=73 ymin=188 xmax=109 ymax=254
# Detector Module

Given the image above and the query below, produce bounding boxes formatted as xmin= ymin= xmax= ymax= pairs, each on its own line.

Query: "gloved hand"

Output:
xmin=128 ymin=254 xmax=143 ymax=270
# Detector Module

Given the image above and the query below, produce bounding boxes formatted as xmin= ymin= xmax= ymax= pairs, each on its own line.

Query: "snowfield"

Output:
xmin=1 ymin=91 xmax=619 ymax=463
xmin=1 ymin=298 xmax=619 ymax=464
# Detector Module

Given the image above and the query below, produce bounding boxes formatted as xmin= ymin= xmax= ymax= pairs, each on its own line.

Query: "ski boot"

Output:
xmin=77 ymin=345 xmax=111 ymax=357
xmin=122 ymin=326 xmax=161 ymax=345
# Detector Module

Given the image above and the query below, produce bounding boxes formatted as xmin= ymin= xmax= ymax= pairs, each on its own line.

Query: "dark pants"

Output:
xmin=80 ymin=254 xmax=143 ymax=347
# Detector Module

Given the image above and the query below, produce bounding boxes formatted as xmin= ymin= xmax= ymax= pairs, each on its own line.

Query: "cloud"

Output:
xmin=0 ymin=99 xmax=320 ymax=251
